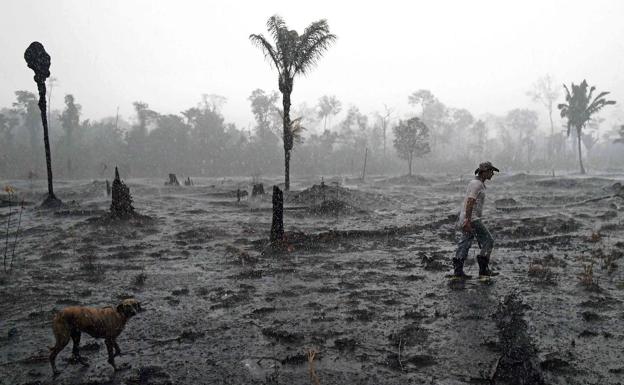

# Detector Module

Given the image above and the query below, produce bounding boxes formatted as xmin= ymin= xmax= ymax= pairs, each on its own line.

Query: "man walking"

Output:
xmin=452 ymin=161 xmax=499 ymax=278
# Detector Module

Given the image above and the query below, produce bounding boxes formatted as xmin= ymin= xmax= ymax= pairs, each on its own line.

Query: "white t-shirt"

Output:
xmin=458 ymin=178 xmax=486 ymax=223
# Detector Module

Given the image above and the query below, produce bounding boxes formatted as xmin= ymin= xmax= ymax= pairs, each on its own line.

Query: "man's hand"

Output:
xmin=463 ymin=197 xmax=476 ymax=233
xmin=462 ymin=218 xmax=473 ymax=233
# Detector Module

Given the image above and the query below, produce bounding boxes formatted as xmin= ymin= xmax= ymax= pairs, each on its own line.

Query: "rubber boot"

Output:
xmin=477 ymin=256 xmax=498 ymax=277
xmin=452 ymin=258 xmax=471 ymax=278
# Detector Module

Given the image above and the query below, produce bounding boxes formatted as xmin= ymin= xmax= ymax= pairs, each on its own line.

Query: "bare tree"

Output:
xmin=527 ymin=74 xmax=559 ymax=158
xmin=375 ymin=104 xmax=393 ymax=158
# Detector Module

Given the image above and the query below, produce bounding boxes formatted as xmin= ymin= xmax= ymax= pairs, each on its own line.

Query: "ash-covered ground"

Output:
xmin=1 ymin=173 xmax=623 ymax=385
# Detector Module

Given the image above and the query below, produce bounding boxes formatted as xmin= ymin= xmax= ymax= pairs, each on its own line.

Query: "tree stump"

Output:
xmin=184 ymin=177 xmax=193 ymax=186
xmin=252 ymin=183 xmax=265 ymax=196
xmin=106 ymin=180 xmax=111 ymax=196
xmin=166 ymin=173 xmax=180 ymax=186
xmin=270 ymin=185 xmax=284 ymax=244
xmin=110 ymin=167 xmax=134 ymax=218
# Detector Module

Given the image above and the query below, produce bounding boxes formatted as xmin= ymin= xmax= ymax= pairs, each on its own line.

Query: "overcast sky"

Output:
xmin=2 ymin=0 xmax=624 ymax=132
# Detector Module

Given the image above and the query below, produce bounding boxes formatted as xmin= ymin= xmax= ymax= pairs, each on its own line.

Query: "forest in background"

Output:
xmin=1 ymin=79 xmax=624 ymax=181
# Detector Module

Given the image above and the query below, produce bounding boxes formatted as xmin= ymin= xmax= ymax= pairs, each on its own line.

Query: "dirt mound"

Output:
xmin=308 ymin=199 xmax=367 ymax=216
xmin=603 ymin=182 xmax=624 ymax=195
xmin=532 ymin=177 xmax=615 ymax=189
xmin=288 ymin=183 xmax=389 ymax=212
xmin=495 ymin=198 xmax=519 ymax=207
xmin=496 ymin=173 xmax=545 ymax=183
xmin=383 ymin=174 xmax=431 ymax=185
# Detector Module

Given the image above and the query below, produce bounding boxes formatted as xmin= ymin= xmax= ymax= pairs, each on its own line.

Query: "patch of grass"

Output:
xmin=578 ymin=262 xmax=601 ymax=291
xmin=263 ymin=365 xmax=281 ymax=385
xmin=588 ymin=231 xmax=602 ymax=243
xmin=133 ymin=272 xmax=147 ymax=286
xmin=601 ymin=250 xmax=621 ymax=274
xmin=527 ymin=263 xmax=557 ymax=285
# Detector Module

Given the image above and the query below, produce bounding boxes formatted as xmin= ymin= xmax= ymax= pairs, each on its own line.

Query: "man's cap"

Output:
xmin=474 ymin=161 xmax=500 ymax=175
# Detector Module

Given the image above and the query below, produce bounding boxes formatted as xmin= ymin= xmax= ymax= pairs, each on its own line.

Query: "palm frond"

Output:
xmin=249 ymin=34 xmax=281 ymax=71
xmin=562 ymin=84 xmax=571 ymax=100
xmin=295 ymin=34 xmax=337 ymax=75
xmin=587 ymin=100 xmax=616 ymax=115
xmin=299 ymin=20 xmax=332 ymax=48
xmin=266 ymin=15 xmax=287 ymax=43
xmin=587 ymin=85 xmax=596 ymax=102
xmin=290 ymin=116 xmax=306 ymax=143
xmin=291 ymin=19 xmax=336 ymax=75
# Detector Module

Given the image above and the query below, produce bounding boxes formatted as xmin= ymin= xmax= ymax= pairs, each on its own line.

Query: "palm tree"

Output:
xmin=557 ymin=80 xmax=615 ymax=174
xmin=250 ymin=15 xmax=336 ymax=190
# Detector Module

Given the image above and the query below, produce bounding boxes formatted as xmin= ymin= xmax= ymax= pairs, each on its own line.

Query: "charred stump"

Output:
xmin=490 ymin=292 xmax=544 ymax=384
xmin=110 ymin=167 xmax=135 ymax=218
xmin=166 ymin=173 xmax=180 ymax=186
xmin=25 ymin=42 xmax=61 ymax=208
xmin=184 ymin=177 xmax=193 ymax=186
xmin=270 ymin=185 xmax=284 ymax=244
xmin=252 ymin=183 xmax=265 ymax=196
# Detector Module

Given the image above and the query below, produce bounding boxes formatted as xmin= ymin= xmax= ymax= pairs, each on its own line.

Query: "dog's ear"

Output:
xmin=117 ymin=302 xmax=133 ymax=317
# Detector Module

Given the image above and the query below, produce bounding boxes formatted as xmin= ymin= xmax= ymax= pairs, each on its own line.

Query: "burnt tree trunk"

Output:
xmin=110 ymin=167 xmax=135 ymax=218
xmin=25 ymin=42 xmax=60 ymax=207
xmin=270 ymin=185 xmax=284 ymax=244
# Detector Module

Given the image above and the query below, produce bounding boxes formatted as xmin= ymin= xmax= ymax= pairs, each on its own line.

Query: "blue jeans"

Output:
xmin=455 ymin=220 xmax=494 ymax=262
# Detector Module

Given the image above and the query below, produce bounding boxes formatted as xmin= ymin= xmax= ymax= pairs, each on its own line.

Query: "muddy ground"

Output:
xmin=0 ymin=173 xmax=623 ymax=385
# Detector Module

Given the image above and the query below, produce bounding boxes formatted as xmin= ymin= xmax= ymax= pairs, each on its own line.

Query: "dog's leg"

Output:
xmin=113 ymin=340 xmax=123 ymax=357
xmin=70 ymin=329 xmax=88 ymax=366
xmin=50 ymin=329 xmax=70 ymax=375
xmin=105 ymin=338 xmax=117 ymax=370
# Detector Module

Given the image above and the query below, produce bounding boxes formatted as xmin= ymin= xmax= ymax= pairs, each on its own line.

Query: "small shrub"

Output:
xmin=588 ymin=231 xmax=602 ymax=243
xmin=133 ymin=272 xmax=147 ymax=286
xmin=578 ymin=262 xmax=600 ymax=291
xmin=527 ymin=263 xmax=557 ymax=285
xmin=195 ymin=287 xmax=209 ymax=296
xmin=601 ymin=250 xmax=621 ymax=274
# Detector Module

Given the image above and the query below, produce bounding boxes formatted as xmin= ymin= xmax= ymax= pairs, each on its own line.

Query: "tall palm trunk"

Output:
xmin=282 ymin=88 xmax=292 ymax=191
xmin=576 ymin=127 xmax=585 ymax=174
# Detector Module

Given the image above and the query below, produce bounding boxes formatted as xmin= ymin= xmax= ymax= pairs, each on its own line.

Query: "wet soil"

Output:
xmin=1 ymin=173 xmax=623 ymax=384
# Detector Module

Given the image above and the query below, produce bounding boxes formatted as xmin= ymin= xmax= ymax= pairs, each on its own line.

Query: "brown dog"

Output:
xmin=49 ymin=298 xmax=142 ymax=375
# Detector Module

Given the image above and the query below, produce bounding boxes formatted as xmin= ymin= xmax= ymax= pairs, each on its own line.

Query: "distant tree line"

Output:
xmin=1 ymin=82 xmax=621 ymax=180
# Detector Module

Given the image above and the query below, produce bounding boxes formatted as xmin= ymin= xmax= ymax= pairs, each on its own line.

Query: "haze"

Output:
xmin=2 ymin=0 xmax=624 ymax=129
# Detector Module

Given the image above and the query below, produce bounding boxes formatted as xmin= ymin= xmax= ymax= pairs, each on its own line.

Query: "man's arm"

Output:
xmin=462 ymin=197 xmax=476 ymax=232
